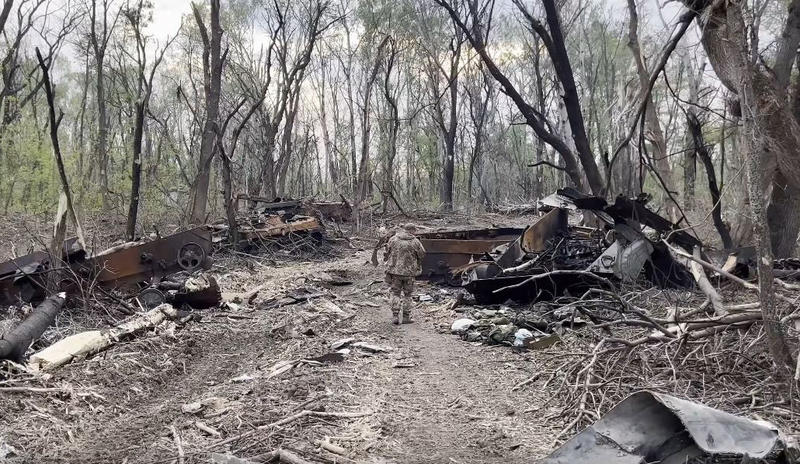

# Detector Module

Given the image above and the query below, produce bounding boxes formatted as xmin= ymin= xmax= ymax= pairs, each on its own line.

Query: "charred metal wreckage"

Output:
xmin=211 ymin=196 xmax=351 ymax=244
xmin=0 ymin=227 xmax=215 ymax=309
xmin=425 ymin=188 xmax=699 ymax=304
xmin=0 ymin=198 xmax=346 ymax=310
xmin=543 ymin=391 xmax=795 ymax=463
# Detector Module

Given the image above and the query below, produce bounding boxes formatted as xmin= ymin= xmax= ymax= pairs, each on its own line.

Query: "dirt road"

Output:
xmin=350 ymin=284 xmax=554 ymax=464
xmin=0 ymin=250 xmax=556 ymax=463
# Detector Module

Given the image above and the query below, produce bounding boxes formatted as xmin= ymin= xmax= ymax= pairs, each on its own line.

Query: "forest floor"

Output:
xmin=0 ymin=212 xmax=567 ymax=463
xmin=0 ymin=246 xmax=558 ymax=463
xmin=0 ymin=212 xmax=797 ymax=463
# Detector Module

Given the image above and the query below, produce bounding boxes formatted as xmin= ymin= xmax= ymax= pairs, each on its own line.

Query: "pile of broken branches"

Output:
xmin=519 ymin=277 xmax=800 ymax=446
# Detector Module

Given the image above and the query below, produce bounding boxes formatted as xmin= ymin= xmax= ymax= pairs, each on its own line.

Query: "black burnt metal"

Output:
xmin=462 ymin=190 xmax=699 ymax=305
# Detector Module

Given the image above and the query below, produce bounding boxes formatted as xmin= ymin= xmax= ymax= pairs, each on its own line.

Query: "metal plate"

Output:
xmin=415 ymin=228 xmax=523 ymax=281
xmin=78 ymin=227 xmax=213 ymax=289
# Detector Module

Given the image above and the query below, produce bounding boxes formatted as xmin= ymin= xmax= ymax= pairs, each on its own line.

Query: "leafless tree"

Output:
xmin=434 ymin=0 xmax=606 ymax=196
xmin=122 ymin=1 xmax=178 ymax=240
xmin=187 ymin=0 xmax=225 ymax=224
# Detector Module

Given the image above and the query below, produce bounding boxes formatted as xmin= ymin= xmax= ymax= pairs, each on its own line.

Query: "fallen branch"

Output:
xmin=493 ymin=270 xmax=615 ymax=295
xmin=207 ymin=410 xmax=373 ymax=450
xmin=689 ymin=246 xmax=726 ymax=316
xmin=511 ymin=373 xmax=540 ymax=392
xmin=663 ymin=241 xmax=799 ymax=302
xmin=196 ymin=421 xmax=221 ymax=438
xmin=318 ymin=437 xmax=348 ymax=456
xmin=28 ymin=303 xmax=179 ymax=370
xmin=0 ymin=386 xmax=67 ymax=394
xmin=170 ymin=425 xmax=185 ymax=464
xmin=664 ymin=241 xmax=757 ymax=290
xmin=258 ymin=409 xmax=372 ymax=430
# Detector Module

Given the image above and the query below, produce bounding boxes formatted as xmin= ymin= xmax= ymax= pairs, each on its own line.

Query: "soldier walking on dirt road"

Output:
xmin=384 ymin=223 xmax=425 ymax=325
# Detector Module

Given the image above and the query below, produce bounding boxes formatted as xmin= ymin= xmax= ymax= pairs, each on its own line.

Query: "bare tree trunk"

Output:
xmin=767 ymin=176 xmax=800 ymax=257
xmin=220 ymin=151 xmax=237 ymax=243
xmin=188 ymin=0 xmax=224 ymax=224
xmin=89 ymin=0 xmax=114 ymax=209
xmin=355 ymin=36 xmax=390 ymax=205
xmin=694 ymin=0 xmax=800 ymax=258
xmin=124 ymin=4 xmax=174 ymax=239
xmin=37 ymin=48 xmax=86 ymax=256
xmin=687 ymin=112 xmax=732 ymax=248
xmin=438 ymin=0 xmax=605 ymax=196
xmin=381 ymin=40 xmax=400 ymax=212
xmin=682 ymin=55 xmax=703 ymax=210
xmin=627 ymin=0 xmax=677 ymax=217
xmin=440 ymin=39 xmax=461 ymax=211
xmin=277 ymin=87 xmax=302 ymax=196
xmin=126 ymin=100 xmax=146 ymax=239
xmin=539 ymin=0 xmax=604 ymax=196
xmin=743 ymin=103 xmax=796 ymax=377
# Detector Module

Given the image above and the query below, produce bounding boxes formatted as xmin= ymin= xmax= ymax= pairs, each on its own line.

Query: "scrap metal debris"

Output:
xmin=461 ymin=189 xmax=695 ymax=304
xmin=543 ymin=391 xmax=791 ymax=464
xmin=0 ymin=227 xmax=215 ymax=307
xmin=211 ymin=197 xmax=349 ymax=259
xmin=415 ymin=227 xmax=524 ymax=283
xmin=372 ymin=226 xmax=523 ymax=281
xmin=221 ymin=196 xmax=351 ymax=243
xmin=449 ymin=304 xmax=576 ymax=346
xmin=0 ymin=238 xmax=84 ymax=305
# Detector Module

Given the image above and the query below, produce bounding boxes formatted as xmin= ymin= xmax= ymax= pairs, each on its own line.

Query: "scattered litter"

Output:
xmin=451 ymin=318 xmax=476 ymax=334
xmin=513 ymin=328 xmax=533 ymax=347
xmin=230 ymin=374 xmax=255 ymax=383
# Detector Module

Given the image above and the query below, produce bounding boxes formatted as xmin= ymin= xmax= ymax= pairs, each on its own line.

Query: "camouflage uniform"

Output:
xmin=384 ymin=225 xmax=426 ymax=324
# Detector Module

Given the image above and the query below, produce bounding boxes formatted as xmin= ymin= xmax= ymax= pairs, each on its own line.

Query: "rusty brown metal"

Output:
xmin=416 ymin=227 xmax=523 ymax=282
xmin=305 ymin=200 xmax=352 ymax=222
xmin=0 ymin=228 xmax=216 ymax=307
xmin=238 ymin=216 xmax=322 ymax=240
xmin=75 ymin=226 xmax=213 ymax=290
xmin=520 ymin=208 xmax=569 ymax=253
xmin=0 ymin=237 xmax=87 ymax=306
xmin=496 ymin=209 xmax=569 ymax=269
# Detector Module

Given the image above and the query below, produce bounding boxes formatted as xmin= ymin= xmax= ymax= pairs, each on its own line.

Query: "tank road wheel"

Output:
xmin=177 ymin=242 xmax=206 ymax=271
xmin=138 ymin=288 xmax=166 ymax=309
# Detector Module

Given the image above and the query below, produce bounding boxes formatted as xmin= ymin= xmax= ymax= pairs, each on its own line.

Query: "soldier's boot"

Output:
xmin=401 ymin=299 xmax=414 ymax=324
xmin=390 ymin=295 xmax=401 ymax=325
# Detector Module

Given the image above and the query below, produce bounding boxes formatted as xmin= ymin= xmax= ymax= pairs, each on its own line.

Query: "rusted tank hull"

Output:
xmin=76 ymin=227 xmax=213 ymax=289
xmin=416 ymin=227 xmax=523 ymax=282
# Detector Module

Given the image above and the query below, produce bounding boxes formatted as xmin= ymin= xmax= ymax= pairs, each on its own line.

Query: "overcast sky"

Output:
xmin=150 ymin=1 xmax=191 ymax=40
xmin=144 ymin=0 xmax=685 ymax=39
